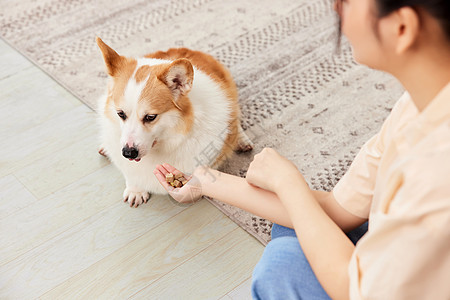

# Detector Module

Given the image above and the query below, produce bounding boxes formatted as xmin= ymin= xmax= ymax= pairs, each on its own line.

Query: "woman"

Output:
xmin=154 ymin=0 xmax=450 ymax=298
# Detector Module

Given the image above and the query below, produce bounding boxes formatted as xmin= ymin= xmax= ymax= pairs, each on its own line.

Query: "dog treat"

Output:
xmin=165 ymin=173 xmax=174 ymax=183
xmin=172 ymin=179 xmax=182 ymax=188
xmin=166 ymin=172 xmax=187 ymax=188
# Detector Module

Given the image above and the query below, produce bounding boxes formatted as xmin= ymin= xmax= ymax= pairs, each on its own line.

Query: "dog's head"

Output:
xmin=97 ymin=38 xmax=194 ymax=162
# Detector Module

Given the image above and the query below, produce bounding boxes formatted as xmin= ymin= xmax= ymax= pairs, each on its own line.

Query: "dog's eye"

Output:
xmin=143 ymin=114 xmax=158 ymax=123
xmin=117 ymin=111 xmax=127 ymax=120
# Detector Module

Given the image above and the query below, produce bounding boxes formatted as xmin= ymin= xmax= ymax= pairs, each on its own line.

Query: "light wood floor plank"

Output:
xmin=0 ymin=67 xmax=82 ymax=139
xmin=0 ymin=164 xmax=123 ymax=266
xmin=0 ymin=38 xmax=33 ymax=79
xmin=0 ymin=174 xmax=37 ymax=219
xmin=130 ymin=228 xmax=263 ymax=299
xmin=0 ymin=194 xmax=186 ymax=299
xmin=14 ymin=133 xmax=110 ymax=199
xmin=40 ymin=200 xmax=238 ymax=299
xmin=227 ymin=277 xmax=253 ymax=300
xmin=0 ymin=105 xmax=96 ymax=177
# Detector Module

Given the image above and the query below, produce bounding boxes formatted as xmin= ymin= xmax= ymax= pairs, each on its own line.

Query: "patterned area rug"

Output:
xmin=1 ymin=0 xmax=403 ymax=245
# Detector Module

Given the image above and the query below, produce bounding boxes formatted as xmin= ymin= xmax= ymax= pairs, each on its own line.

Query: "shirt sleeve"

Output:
xmin=332 ymin=93 xmax=410 ymax=219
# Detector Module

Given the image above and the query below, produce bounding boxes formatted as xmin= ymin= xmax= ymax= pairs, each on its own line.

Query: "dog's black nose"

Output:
xmin=122 ymin=145 xmax=139 ymax=159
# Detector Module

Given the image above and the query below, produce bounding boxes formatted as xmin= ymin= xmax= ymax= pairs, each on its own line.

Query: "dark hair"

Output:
xmin=335 ymin=0 xmax=450 ymax=47
xmin=375 ymin=0 xmax=450 ymax=39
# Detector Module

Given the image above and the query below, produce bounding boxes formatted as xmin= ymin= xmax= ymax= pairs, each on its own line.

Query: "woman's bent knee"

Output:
xmin=252 ymin=237 xmax=331 ymax=300
xmin=252 ymin=237 xmax=307 ymax=299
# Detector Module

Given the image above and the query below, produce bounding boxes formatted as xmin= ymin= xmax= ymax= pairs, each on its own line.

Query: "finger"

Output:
xmin=162 ymin=163 xmax=185 ymax=178
xmin=153 ymin=167 xmax=175 ymax=192
xmin=155 ymin=164 xmax=170 ymax=175
xmin=157 ymin=164 xmax=186 ymax=181
xmin=156 ymin=164 xmax=181 ymax=179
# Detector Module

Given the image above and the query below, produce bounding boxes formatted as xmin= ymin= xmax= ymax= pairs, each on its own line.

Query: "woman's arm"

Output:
xmin=197 ymin=167 xmax=293 ymax=227
xmin=314 ymin=190 xmax=367 ymax=232
xmin=196 ymin=167 xmax=366 ymax=232
xmin=277 ymin=181 xmax=354 ymax=300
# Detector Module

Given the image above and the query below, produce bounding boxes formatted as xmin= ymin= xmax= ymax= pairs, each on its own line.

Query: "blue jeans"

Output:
xmin=251 ymin=222 xmax=368 ymax=300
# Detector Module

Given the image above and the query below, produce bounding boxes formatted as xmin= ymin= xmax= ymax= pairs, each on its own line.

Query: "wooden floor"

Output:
xmin=0 ymin=38 xmax=264 ymax=300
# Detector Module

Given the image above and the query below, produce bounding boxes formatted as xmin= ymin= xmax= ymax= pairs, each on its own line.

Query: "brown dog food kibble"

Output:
xmin=166 ymin=172 xmax=187 ymax=188
xmin=166 ymin=173 xmax=174 ymax=183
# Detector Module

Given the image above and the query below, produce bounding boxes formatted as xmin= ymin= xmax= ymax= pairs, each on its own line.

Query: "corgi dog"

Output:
xmin=96 ymin=37 xmax=253 ymax=207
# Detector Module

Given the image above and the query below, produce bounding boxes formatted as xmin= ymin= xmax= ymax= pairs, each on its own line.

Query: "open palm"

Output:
xmin=153 ymin=163 xmax=203 ymax=204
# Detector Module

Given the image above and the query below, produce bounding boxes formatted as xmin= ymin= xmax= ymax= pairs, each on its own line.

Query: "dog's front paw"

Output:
xmin=123 ymin=188 xmax=151 ymax=207
xmin=98 ymin=144 xmax=108 ymax=157
xmin=236 ymin=127 xmax=254 ymax=153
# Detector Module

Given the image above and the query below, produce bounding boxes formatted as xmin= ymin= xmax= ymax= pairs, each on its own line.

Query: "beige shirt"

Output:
xmin=333 ymin=82 xmax=450 ymax=300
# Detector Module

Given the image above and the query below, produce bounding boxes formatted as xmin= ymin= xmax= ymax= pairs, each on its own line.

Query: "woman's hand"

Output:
xmin=153 ymin=163 xmax=203 ymax=204
xmin=246 ymin=148 xmax=308 ymax=195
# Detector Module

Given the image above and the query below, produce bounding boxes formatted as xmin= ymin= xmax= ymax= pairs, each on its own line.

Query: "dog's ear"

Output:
xmin=158 ymin=59 xmax=194 ymax=104
xmin=96 ymin=37 xmax=126 ymax=77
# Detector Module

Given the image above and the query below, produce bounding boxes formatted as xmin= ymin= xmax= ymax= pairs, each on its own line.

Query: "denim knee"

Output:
xmin=271 ymin=223 xmax=297 ymax=239
xmin=251 ymin=237 xmax=330 ymax=300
